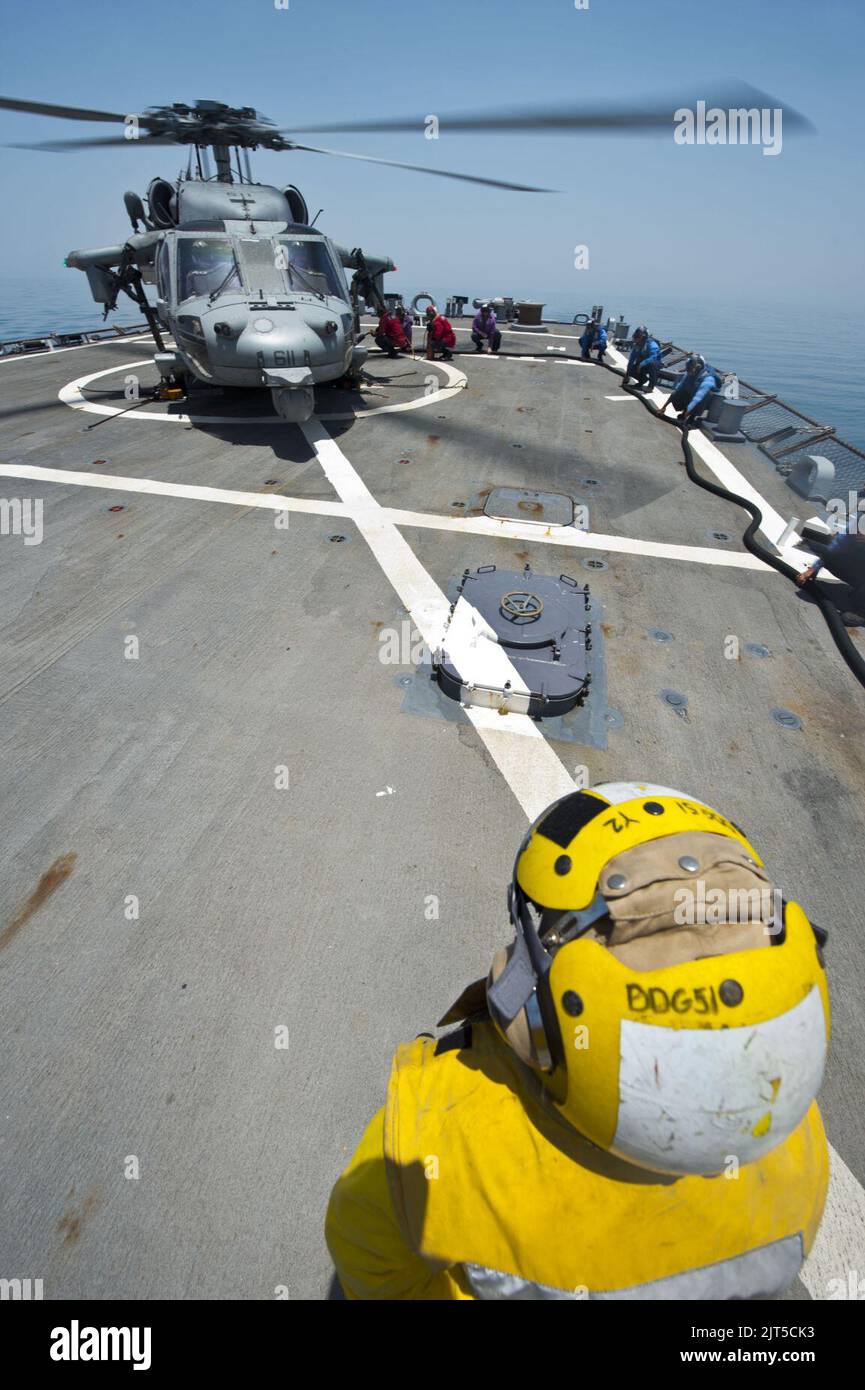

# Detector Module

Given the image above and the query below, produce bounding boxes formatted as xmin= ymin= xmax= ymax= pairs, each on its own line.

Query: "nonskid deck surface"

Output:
xmin=0 ymin=320 xmax=863 ymax=1299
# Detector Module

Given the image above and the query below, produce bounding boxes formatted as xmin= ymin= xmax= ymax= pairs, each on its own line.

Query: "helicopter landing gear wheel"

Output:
xmin=338 ymin=364 xmax=365 ymax=391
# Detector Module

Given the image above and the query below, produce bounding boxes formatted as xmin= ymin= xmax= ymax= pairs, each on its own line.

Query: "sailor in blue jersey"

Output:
xmin=660 ymin=354 xmax=720 ymax=424
xmin=622 ymin=326 xmax=662 ymax=391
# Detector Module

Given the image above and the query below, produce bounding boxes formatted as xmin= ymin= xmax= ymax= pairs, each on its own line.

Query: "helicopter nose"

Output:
xmin=239 ymin=313 xmax=342 ymax=368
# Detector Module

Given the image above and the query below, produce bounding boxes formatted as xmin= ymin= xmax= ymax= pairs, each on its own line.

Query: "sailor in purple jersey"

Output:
xmin=471 ymin=303 xmax=502 ymax=353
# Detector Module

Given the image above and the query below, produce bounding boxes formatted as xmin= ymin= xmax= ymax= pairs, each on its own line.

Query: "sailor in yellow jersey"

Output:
xmin=326 ymin=782 xmax=830 ymax=1300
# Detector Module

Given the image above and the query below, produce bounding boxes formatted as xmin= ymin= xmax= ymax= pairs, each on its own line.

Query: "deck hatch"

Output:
xmin=433 ymin=564 xmax=592 ymax=717
xmin=483 ymin=487 xmax=574 ymax=527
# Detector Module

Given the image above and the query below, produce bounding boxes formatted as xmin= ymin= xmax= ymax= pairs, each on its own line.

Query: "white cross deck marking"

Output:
xmin=0 ymin=463 xmax=775 ymax=571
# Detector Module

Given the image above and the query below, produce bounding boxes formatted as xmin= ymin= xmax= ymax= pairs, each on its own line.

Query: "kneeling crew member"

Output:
xmin=796 ymin=524 xmax=865 ymax=626
xmin=471 ymin=303 xmax=502 ymax=353
xmin=579 ymin=320 xmax=608 ymax=362
xmin=326 ymin=781 xmax=829 ymax=1299
xmin=425 ymin=304 xmax=457 ymax=360
xmin=375 ymin=308 xmax=410 ymax=358
xmin=659 ymin=354 xmax=719 ymax=425
xmin=397 ymin=302 xmax=415 ymax=353
xmin=623 ymin=325 xmax=662 ymax=391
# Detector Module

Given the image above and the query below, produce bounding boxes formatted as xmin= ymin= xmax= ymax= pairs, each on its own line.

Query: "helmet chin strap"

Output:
xmin=488 ymin=886 xmax=608 ymax=1032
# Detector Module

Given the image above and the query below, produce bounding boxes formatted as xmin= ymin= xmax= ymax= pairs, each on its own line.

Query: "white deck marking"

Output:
xmin=58 ymin=359 xmax=467 ymax=424
xmin=385 ymin=505 xmax=770 ymax=569
xmin=801 ymin=1145 xmax=865 ymax=1298
xmin=604 ymin=394 xmax=638 ymax=401
xmin=300 ymin=417 xmax=574 ymax=817
xmin=0 ymin=333 xmax=153 ymax=364
xmin=0 ymin=463 xmax=773 ymax=571
xmin=443 ymin=596 xmax=532 ymax=710
xmin=604 ymin=345 xmax=819 ymax=571
xmin=0 ymin=463 xmax=349 ymax=518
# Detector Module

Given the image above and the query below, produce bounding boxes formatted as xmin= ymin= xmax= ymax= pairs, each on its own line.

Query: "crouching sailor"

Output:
xmin=579 ymin=320 xmax=608 ymax=362
xmin=471 ymin=302 xmax=502 ymax=353
xmin=796 ymin=522 xmax=865 ymax=627
xmin=660 ymin=354 xmax=720 ymax=425
xmin=326 ymin=782 xmax=829 ymax=1299
xmin=424 ymin=304 xmax=457 ymax=360
xmin=375 ymin=307 xmax=411 ymax=358
xmin=622 ymin=325 xmax=662 ymax=390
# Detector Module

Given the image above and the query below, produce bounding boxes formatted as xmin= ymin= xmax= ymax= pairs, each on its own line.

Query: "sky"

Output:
xmin=0 ymin=0 xmax=863 ymax=310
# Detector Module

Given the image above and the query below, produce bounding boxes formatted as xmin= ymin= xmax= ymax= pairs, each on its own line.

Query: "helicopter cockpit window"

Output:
xmin=178 ymin=238 xmax=242 ymax=302
xmin=156 ymin=240 xmax=171 ymax=301
xmin=276 ymin=238 xmax=345 ymax=300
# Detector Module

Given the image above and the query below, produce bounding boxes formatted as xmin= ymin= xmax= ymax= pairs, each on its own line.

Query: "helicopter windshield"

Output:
xmin=276 ymin=238 xmax=345 ymax=300
xmin=178 ymin=238 xmax=242 ymax=302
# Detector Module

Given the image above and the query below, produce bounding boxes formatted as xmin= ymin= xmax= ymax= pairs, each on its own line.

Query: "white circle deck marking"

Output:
xmin=59 ymin=358 xmax=467 ymax=424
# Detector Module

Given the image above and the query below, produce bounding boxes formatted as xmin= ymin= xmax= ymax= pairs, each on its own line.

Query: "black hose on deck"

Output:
xmin=598 ymin=356 xmax=865 ymax=692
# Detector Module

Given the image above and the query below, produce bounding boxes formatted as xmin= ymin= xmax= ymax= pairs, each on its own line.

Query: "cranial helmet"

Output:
xmin=487 ymin=782 xmax=829 ymax=1176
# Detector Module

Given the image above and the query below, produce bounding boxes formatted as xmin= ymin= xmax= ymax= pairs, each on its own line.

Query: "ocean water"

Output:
xmin=2 ymin=274 xmax=863 ymax=450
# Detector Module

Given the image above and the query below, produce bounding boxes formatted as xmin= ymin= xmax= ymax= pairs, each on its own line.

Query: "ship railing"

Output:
xmin=0 ymin=321 xmax=150 ymax=358
xmin=656 ymin=338 xmax=865 ymax=497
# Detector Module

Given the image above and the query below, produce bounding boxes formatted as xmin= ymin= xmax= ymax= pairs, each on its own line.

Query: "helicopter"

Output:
xmin=0 ymin=87 xmax=812 ymax=423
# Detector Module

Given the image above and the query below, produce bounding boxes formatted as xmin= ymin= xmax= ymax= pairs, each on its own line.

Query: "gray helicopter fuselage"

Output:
xmin=160 ymin=224 xmax=360 ymax=390
xmin=67 ymin=176 xmax=394 ymax=420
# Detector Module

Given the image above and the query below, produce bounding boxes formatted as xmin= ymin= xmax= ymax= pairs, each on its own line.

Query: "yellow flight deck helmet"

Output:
xmin=487 ymin=781 xmax=830 ymax=1177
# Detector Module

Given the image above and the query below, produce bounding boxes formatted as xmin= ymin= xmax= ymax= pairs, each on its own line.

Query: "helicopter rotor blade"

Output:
xmin=0 ymin=95 xmax=129 ymax=123
xmin=284 ymin=84 xmax=814 ymax=137
xmin=288 ymin=141 xmax=554 ymax=192
xmin=5 ymin=135 xmax=175 ymax=152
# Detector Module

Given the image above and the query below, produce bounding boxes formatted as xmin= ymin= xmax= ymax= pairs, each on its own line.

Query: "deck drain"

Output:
xmin=581 ymin=478 xmax=600 ymax=487
xmin=707 ymin=529 xmax=733 ymax=543
xmin=582 ymin=557 xmax=608 ymax=571
xmin=451 ymin=501 xmax=465 ymax=507
xmin=395 ymin=675 xmax=413 ymax=688
xmin=660 ymin=689 xmax=689 ymax=718
xmin=604 ymin=709 xmax=624 ymax=729
xmin=265 ymin=478 xmax=279 ymax=486
xmin=329 ymin=534 xmax=348 ymax=543
xmin=649 ymin=629 xmax=674 ymax=643
xmin=746 ymin=643 xmax=772 ymax=658
xmin=772 ymin=708 xmax=802 ymax=730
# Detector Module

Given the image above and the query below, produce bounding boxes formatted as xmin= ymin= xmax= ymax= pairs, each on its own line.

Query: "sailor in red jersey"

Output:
xmin=424 ymin=304 xmax=456 ymax=360
xmin=375 ymin=309 xmax=410 ymax=358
